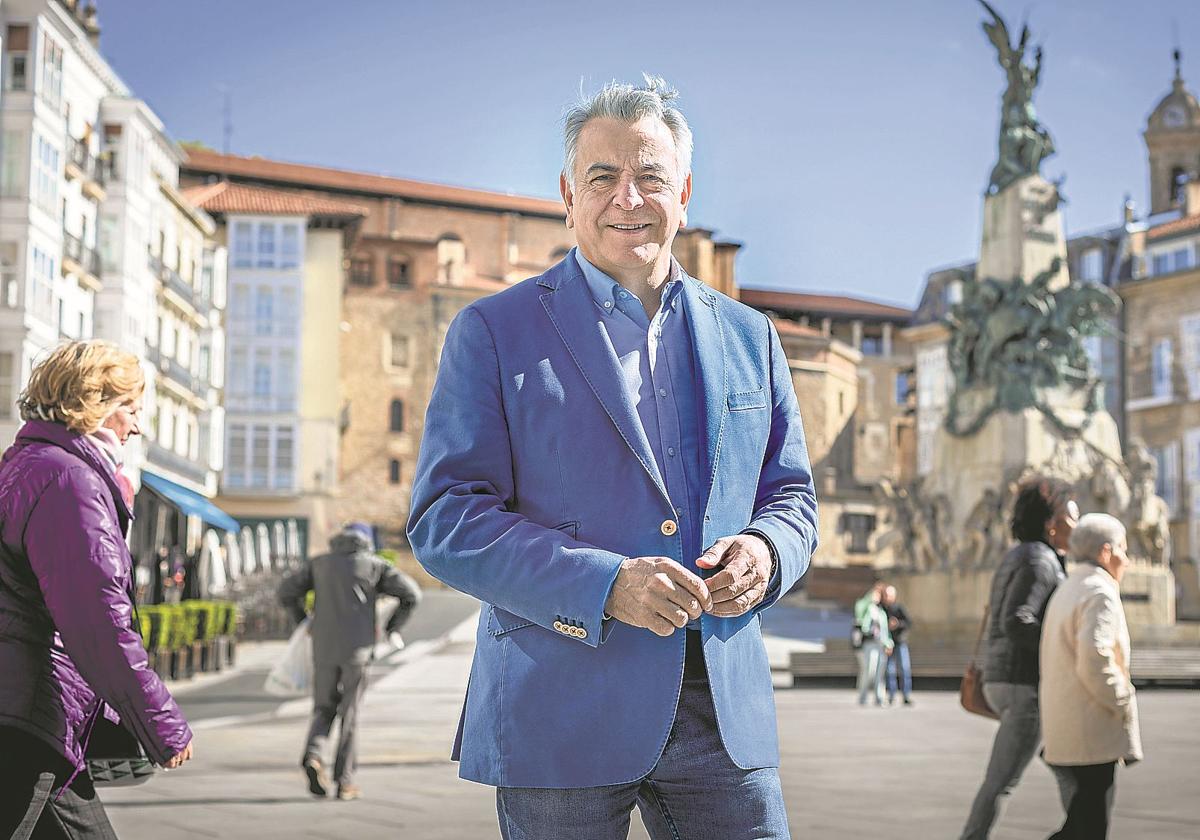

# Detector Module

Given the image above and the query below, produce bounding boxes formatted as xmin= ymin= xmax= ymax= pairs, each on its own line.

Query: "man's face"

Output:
xmin=1103 ymin=536 xmax=1130 ymax=584
xmin=560 ymin=116 xmax=691 ymax=283
xmin=883 ymin=586 xmax=897 ymax=606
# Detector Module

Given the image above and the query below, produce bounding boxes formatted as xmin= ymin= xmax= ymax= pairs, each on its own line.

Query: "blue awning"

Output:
xmin=140 ymin=470 xmax=241 ymax=533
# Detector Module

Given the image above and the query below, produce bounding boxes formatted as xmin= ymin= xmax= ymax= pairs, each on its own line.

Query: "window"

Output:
xmin=1 ymin=130 xmax=24 ymax=196
xmin=389 ymin=399 xmax=404 ymax=432
xmin=1181 ymin=314 xmax=1200 ymax=401
xmin=256 ymin=224 xmax=276 ymax=268
xmin=1079 ymin=247 xmax=1103 ymax=284
xmin=0 ymin=244 xmax=18 ymax=308
xmin=842 ymin=513 xmax=876 ymax=554
xmin=1152 ymin=253 xmax=1170 ymax=276
xmin=1185 ymin=428 xmax=1200 ymax=485
xmin=388 ymin=333 xmax=410 ymax=369
xmin=0 ymin=352 xmax=13 ymax=419
xmin=387 ymin=259 xmax=410 ymax=289
xmin=254 ymin=286 xmax=273 ymax=335
xmin=860 ymin=335 xmax=882 ymax=355
xmin=5 ymin=25 xmax=28 ymax=91
xmin=1154 ymin=443 xmax=1181 ymax=519
xmin=277 ymin=350 xmax=295 ymax=411
xmin=389 ymin=459 xmax=401 ymax=485
xmin=278 ymin=287 xmax=297 ymax=336
xmin=32 ymin=135 xmax=59 ymax=214
xmin=894 ymin=371 xmax=910 ymax=406
xmin=249 ymin=424 xmax=269 ymax=487
xmin=280 ymin=224 xmax=300 ymax=269
xmin=232 ymin=222 xmax=253 ymax=268
xmin=39 ymin=32 xmax=63 ymax=109
xmin=350 ymin=257 xmax=373 ymax=285
xmin=27 ymin=245 xmax=54 ymax=323
xmin=101 ymin=124 xmax=121 ymax=181
xmin=1173 ymin=247 xmax=1194 ymax=273
xmin=437 ymin=237 xmax=466 ymax=285
xmin=275 ymin=426 xmax=294 ymax=488
xmin=253 ymin=350 xmax=271 ymax=398
xmin=1152 ymin=338 xmax=1173 ymax=399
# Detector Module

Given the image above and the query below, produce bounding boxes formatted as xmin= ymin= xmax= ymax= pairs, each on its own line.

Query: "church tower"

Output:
xmin=1145 ymin=50 xmax=1200 ymax=215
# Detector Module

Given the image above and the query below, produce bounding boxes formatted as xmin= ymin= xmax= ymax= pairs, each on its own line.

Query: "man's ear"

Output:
xmin=678 ymin=172 xmax=692 ymax=230
xmin=560 ymin=172 xmax=575 ymax=230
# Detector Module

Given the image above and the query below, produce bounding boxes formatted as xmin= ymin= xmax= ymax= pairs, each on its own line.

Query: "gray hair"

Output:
xmin=1067 ymin=513 xmax=1127 ymax=565
xmin=562 ymin=74 xmax=694 ymax=189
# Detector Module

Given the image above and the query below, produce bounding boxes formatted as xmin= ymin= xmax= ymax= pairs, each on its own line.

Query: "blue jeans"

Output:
xmin=886 ymin=641 xmax=912 ymax=701
xmin=959 ymin=682 xmax=1041 ymax=840
xmin=496 ymin=640 xmax=790 ymax=840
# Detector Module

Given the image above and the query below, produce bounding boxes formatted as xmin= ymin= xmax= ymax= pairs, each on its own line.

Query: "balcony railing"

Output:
xmin=145 ymin=439 xmax=209 ymax=486
xmin=147 ymin=345 xmax=205 ymax=397
xmin=63 ymin=232 xmax=100 ymax=278
xmin=67 ymin=135 xmax=107 ymax=188
xmin=149 ymin=250 xmax=209 ymax=312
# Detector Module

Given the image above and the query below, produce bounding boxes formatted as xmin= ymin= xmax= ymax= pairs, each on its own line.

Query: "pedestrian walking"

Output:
xmin=854 ymin=582 xmax=891 ymax=706
xmin=278 ymin=522 xmax=421 ymax=801
xmin=1040 ymin=514 xmax=1142 ymax=840
xmin=0 ymin=341 xmax=193 ymax=839
xmin=408 ymin=75 xmax=818 ymax=839
xmin=883 ymin=585 xmax=914 ymax=706
xmin=959 ymin=475 xmax=1078 ymax=840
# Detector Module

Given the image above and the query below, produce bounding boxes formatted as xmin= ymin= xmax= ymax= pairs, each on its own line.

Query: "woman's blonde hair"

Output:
xmin=19 ymin=340 xmax=144 ymax=434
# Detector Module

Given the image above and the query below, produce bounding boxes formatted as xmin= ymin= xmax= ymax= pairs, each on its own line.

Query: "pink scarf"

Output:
xmin=88 ymin=427 xmax=135 ymax=510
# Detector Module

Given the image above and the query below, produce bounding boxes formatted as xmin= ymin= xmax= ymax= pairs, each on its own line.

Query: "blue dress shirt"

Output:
xmin=574 ymin=249 xmax=706 ymax=598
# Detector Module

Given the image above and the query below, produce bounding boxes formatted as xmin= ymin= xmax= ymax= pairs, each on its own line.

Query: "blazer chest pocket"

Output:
xmin=728 ymin=387 xmax=768 ymax=412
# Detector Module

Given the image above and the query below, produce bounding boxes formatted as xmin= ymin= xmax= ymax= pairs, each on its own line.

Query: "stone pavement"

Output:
xmin=104 ymin=617 xmax=1200 ymax=840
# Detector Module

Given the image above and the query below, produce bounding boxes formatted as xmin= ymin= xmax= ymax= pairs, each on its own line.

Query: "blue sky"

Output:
xmin=97 ymin=0 xmax=1200 ymax=307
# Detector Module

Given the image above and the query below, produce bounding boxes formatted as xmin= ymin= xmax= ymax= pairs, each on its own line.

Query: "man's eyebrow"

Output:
xmin=584 ymin=163 xmax=619 ymax=177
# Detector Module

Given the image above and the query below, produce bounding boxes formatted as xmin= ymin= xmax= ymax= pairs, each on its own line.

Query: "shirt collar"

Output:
xmin=573 ymin=247 xmax=683 ymax=319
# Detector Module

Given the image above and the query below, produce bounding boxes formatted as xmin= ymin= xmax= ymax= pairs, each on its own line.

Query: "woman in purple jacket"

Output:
xmin=0 ymin=341 xmax=193 ymax=839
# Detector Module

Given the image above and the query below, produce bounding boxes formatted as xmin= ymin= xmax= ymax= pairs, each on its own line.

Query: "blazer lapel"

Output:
xmin=540 ymin=260 xmax=670 ymax=503
xmin=680 ymin=276 xmax=727 ymax=511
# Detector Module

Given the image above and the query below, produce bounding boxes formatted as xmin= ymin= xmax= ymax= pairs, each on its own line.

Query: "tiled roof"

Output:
xmin=180 ymin=181 xmax=369 ymax=218
xmin=740 ymin=287 xmax=913 ymax=320
xmin=1147 ymin=213 xmax=1200 ymax=241
xmin=183 ymin=148 xmax=566 ymax=217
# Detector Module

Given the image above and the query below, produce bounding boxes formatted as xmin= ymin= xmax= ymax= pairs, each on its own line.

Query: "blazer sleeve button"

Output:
xmin=660 ymin=519 xmax=678 ymax=537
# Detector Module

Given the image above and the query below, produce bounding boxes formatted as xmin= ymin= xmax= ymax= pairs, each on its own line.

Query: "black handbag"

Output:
xmin=85 ymin=705 xmax=157 ymax=787
xmin=84 ymin=585 xmax=158 ymax=787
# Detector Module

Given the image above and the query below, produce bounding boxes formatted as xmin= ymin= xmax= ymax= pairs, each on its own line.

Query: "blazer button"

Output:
xmin=660 ymin=519 xmax=678 ymax=537
xmin=576 ymin=627 xmax=588 ymax=640
xmin=553 ymin=621 xmax=564 ymax=633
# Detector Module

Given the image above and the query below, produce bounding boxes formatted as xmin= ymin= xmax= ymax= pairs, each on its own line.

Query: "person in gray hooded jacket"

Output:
xmin=278 ymin=522 xmax=421 ymax=801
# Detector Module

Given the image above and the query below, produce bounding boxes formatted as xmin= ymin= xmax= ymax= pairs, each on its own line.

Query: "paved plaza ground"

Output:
xmin=103 ymin=613 xmax=1200 ymax=840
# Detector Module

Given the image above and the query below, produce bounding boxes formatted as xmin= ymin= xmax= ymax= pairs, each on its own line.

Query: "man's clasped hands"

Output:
xmin=603 ymin=534 xmax=773 ymax=636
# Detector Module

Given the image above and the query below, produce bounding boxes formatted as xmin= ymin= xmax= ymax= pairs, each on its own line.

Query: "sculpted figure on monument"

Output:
xmin=962 ymin=487 xmax=1005 ymax=569
xmin=943 ymin=257 xmax=1116 ymax=436
xmin=1126 ymin=440 xmax=1172 ymax=566
xmin=978 ymin=0 xmax=1055 ymax=194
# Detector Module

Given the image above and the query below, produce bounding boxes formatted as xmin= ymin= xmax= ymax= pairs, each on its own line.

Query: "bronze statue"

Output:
xmin=978 ymin=0 xmax=1055 ymax=194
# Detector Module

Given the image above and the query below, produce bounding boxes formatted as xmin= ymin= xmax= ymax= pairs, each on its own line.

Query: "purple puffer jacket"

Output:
xmin=0 ymin=420 xmax=192 ymax=769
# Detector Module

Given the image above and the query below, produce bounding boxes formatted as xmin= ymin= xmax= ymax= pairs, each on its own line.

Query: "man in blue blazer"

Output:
xmin=408 ymin=75 xmax=819 ymax=839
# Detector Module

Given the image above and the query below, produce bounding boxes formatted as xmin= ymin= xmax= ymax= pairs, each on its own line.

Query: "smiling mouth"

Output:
xmin=609 ymin=223 xmax=650 ymax=232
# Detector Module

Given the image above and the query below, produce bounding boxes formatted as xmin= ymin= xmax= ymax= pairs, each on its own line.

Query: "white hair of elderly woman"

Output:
xmin=562 ymin=74 xmax=694 ymax=189
xmin=1067 ymin=513 xmax=1127 ymax=564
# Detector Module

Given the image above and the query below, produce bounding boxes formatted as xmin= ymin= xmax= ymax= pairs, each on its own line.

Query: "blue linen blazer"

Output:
xmin=407 ymin=256 xmax=819 ymax=788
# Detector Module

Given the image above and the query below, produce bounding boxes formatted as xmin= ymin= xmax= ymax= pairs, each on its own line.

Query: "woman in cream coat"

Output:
xmin=1039 ymin=513 xmax=1142 ymax=840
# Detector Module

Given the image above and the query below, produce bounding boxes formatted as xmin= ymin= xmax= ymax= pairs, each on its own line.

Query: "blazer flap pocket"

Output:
xmin=487 ymin=605 xmax=536 ymax=637
xmin=728 ymin=387 xmax=768 ymax=412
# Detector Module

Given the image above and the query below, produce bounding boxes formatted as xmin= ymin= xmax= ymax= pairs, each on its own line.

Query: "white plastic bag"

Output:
xmin=264 ymin=618 xmax=313 ymax=696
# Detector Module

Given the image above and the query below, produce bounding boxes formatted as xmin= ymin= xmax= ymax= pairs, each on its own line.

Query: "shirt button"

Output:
xmin=667 ymin=447 xmax=676 ymax=457
xmin=603 ymin=301 xmax=613 ymax=309
xmin=658 ymin=388 xmax=667 ymax=397
xmin=661 ymin=519 xmax=678 ymax=537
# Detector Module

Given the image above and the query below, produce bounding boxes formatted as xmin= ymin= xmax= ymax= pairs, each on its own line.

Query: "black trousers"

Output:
xmin=0 ymin=727 xmax=118 ymax=840
xmin=1048 ymin=761 xmax=1117 ymax=840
